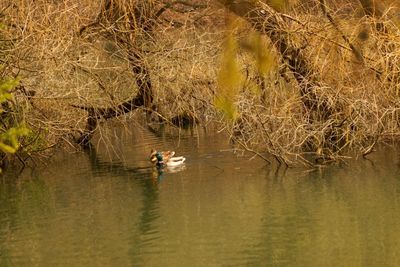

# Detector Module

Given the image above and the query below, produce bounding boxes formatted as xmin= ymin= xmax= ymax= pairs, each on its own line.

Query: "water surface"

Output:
xmin=1 ymin=124 xmax=400 ymax=266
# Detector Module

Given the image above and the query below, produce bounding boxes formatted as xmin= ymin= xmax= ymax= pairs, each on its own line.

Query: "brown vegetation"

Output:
xmin=2 ymin=0 xmax=400 ymax=167
xmin=216 ymin=0 xmax=400 ymax=165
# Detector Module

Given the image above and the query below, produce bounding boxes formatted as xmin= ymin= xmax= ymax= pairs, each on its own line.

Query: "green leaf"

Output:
xmin=0 ymin=93 xmax=13 ymax=103
xmin=0 ymin=78 xmax=19 ymax=92
xmin=0 ymin=78 xmax=18 ymax=104
xmin=0 ymin=125 xmax=30 ymax=155
xmin=0 ymin=143 xmax=16 ymax=154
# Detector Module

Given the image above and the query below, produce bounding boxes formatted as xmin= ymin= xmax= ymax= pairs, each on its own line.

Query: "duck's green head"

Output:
xmin=155 ymin=152 xmax=163 ymax=162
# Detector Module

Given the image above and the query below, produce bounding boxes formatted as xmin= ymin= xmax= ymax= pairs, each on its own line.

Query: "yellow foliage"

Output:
xmin=0 ymin=143 xmax=16 ymax=154
xmin=0 ymin=125 xmax=30 ymax=154
xmin=216 ymin=28 xmax=277 ymax=120
xmin=215 ymin=33 xmax=244 ymax=121
xmin=0 ymin=77 xmax=30 ymax=172
xmin=264 ymin=0 xmax=288 ymax=12
xmin=247 ymin=80 xmax=261 ymax=96
xmin=246 ymin=32 xmax=276 ymax=76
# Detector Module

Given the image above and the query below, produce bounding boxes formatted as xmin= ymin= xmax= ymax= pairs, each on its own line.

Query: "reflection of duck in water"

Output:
xmin=150 ymin=149 xmax=186 ymax=167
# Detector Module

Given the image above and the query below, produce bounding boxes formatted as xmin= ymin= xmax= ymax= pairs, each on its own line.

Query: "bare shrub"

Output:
xmin=215 ymin=0 xmax=400 ymax=165
xmin=2 ymin=0 xmax=220 ymax=147
xmin=3 ymin=0 xmax=400 ymax=166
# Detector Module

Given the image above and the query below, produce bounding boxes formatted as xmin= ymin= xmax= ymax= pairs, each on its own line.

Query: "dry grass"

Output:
xmin=220 ymin=0 xmax=400 ymax=165
xmin=2 ymin=0 xmax=400 ymax=166
xmin=1 ymin=0 xmax=221 ymax=143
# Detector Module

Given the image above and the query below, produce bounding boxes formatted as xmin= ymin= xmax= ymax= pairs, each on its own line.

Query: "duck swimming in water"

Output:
xmin=150 ymin=149 xmax=186 ymax=167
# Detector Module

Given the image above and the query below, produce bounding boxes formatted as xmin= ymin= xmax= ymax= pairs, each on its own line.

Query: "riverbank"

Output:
xmin=2 ymin=1 xmax=400 ymax=169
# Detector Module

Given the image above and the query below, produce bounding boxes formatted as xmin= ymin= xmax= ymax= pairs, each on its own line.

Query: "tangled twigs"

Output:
xmin=229 ymin=134 xmax=272 ymax=165
xmin=74 ymin=1 xmax=156 ymax=146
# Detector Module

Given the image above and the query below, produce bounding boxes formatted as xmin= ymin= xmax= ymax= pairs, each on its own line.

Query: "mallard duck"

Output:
xmin=150 ymin=149 xmax=186 ymax=167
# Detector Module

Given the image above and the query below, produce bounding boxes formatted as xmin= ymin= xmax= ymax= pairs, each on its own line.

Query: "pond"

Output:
xmin=1 ymin=124 xmax=400 ymax=266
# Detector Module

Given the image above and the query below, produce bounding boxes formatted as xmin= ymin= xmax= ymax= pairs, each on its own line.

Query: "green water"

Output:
xmin=1 ymin=126 xmax=400 ymax=266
